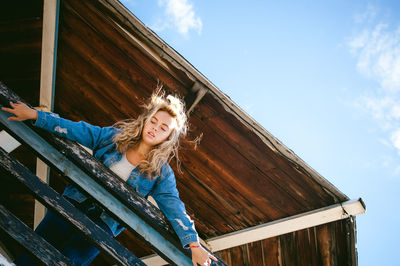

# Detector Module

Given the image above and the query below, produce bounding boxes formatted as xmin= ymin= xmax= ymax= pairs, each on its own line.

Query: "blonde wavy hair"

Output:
xmin=112 ymin=87 xmax=189 ymax=179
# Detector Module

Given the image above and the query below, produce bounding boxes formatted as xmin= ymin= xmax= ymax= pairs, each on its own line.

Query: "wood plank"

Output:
xmin=262 ymin=237 xmax=280 ymax=266
xmin=280 ymin=232 xmax=298 ymax=266
xmin=247 ymin=241 xmax=264 ymax=266
xmin=0 ymin=148 xmax=144 ymax=265
xmin=229 ymin=245 xmax=248 ymax=266
xmin=215 ymin=249 xmax=231 ymax=265
xmin=347 ymin=218 xmax=357 ymax=266
xmin=316 ymin=223 xmax=334 ymax=266
xmin=296 ymin=228 xmax=317 ymax=266
xmin=0 ymin=204 xmax=73 ymax=265
xmin=334 ymin=219 xmax=352 ymax=266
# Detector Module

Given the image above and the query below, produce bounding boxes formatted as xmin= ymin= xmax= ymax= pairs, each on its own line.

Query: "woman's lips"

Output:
xmin=147 ymin=131 xmax=155 ymax=138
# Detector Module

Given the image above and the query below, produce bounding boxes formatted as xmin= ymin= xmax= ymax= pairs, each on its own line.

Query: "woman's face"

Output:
xmin=142 ymin=110 xmax=176 ymax=147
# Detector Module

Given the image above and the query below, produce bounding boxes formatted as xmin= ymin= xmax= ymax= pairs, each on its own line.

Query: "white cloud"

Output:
xmin=392 ymin=104 xmax=400 ymax=119
xmin=391 ymin=129 xmax=400 ymax=155
xmin=349 ymin=23 xmax=400 ymax=92
xmin=157 ymin=0 xmax=202 ymax=36
xmin=354 ymin=4 xmax=377 ymax=24
xmin=349 ymin=5 xmax=400 ymax=160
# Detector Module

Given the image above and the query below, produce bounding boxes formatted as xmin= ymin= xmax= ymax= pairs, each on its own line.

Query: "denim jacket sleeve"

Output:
xmin=33 ymin=110 xmax=114 ymax=150
xmin=150 ymin=164 xmax=199 ymax=248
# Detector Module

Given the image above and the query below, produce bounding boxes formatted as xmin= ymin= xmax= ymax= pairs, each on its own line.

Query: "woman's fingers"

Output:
xmin=1 ymin=101 xmax=32 ymax=121
xmin=1 ymin=106 xmax=14 ymax=113
xmin=9 ymin=101 xmax=19 ymax=108
xmin=2 ymin=102 xmax=18 ymax=113
xmin=2 ymin=102 xmax=17 ymax=116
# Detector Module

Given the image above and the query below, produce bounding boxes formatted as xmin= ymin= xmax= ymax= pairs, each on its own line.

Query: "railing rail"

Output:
xmin=0 ymin=204 xmax=73 ymax=266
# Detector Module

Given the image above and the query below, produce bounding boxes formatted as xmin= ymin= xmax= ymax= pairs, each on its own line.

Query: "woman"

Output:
xmin=2 ymin=88 xmax=217 ymax=265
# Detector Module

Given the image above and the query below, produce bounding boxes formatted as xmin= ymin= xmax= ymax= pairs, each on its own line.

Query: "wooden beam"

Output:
xmin=184 ymin=82 xmax=207 ymax=115
xmin=206 ymin=199 xmax=366 ymax=252
xmin=35 ymin=0 xmax=60 ymax=229
xmin=40 ymin=0 xmax=59 ymax=111
xmin=0 ymin=205 xmax=73 ymax=265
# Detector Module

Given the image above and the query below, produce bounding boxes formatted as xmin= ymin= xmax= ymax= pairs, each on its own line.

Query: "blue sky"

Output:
xmin=121 ymin=1 xmax=399 ymax=265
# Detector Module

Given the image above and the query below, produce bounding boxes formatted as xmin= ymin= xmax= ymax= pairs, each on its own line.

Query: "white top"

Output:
xmin=109 ymin=152 xmax=136 ymax=181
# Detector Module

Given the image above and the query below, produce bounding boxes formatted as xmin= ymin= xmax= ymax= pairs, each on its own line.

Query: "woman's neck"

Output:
xmin=126 ymin=142 xmax=150 ymax=165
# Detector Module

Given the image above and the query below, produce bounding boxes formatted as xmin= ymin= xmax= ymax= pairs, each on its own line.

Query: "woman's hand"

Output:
xmin=190 ymin=242 xmax=217 ymax=266
xmin=1 ymin=101 xmax=38 ymax=121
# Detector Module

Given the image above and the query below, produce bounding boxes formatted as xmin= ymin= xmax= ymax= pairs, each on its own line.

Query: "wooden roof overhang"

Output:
xmin=1 ymin=0 xmax=365 ymax=265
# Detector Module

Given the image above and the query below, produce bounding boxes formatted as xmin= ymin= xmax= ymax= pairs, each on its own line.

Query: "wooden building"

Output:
xmin=0 ymin=0 xmax=365 ymax=265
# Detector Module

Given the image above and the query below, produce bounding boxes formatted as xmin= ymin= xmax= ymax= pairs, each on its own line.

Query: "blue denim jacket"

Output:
xmin=34 ymin=111 xmax=198 ymax=248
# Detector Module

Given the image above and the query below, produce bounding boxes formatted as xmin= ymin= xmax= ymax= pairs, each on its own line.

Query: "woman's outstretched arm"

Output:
xmin=151 ymin=165 xmax=217 ymax=265
xmin=1 ymin=101 xmax=115 ymax=151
